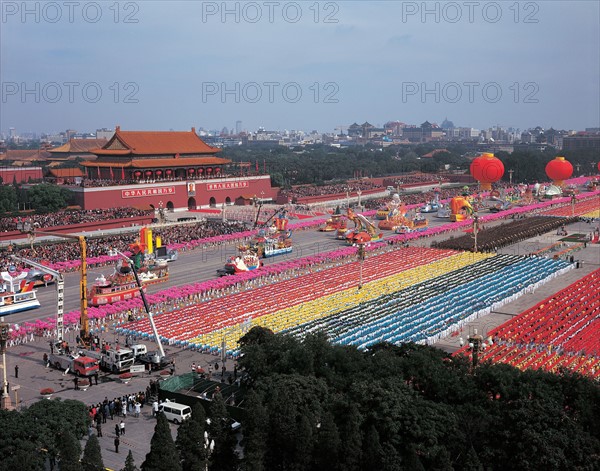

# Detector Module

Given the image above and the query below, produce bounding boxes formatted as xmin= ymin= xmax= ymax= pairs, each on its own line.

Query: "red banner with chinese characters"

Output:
xmin=206 ymin=181 xmax=249 ymax=191
xmin=121 ymin=187 xmax=176 ymax=198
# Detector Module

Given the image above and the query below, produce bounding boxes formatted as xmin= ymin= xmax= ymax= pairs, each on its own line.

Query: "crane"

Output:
xmin=113 ymin=249 xmax=166 ymax=360
xmin=10 ymin=255 xmax=65 ymax=341
xmin=18 ymin=226 xmax=89 ymax=344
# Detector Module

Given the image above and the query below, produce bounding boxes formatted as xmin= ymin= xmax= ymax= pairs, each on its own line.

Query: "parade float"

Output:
xmin=0 ymin=266 xmax=40 ymax=315
xmin=420 ymin=187 xmax=441 ymax=213
xmin=449 ymin=196 xmax=474 ymax=222
xmin=319 ymin=208 xmax=348 ymax=232
xmin=244 ymin=211 xmax=293 ymax=258
xmin=217 ymin=250 xmax=262 ymax=276
xmin=88 ymin=259 xmax=144 ymax=306
xmin=88 ymin=229 xmax=169 ymax=306
xmin=345 ymin=207 xmax=383 ymax=244
xmin=377 ymin=194 xmax=429 ymax=232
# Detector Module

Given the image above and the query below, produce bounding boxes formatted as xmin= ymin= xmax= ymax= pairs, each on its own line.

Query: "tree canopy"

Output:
xmin=0 ymin=398 xmax=88 ymax=470
xmin=237 ymin=328 xmax=600 ymax=470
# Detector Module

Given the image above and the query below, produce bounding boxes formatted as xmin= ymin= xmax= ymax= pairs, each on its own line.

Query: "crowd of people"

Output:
xmin=79 ymin=169 xmax=258 ymax=188
xmin=432 ymin=216 xmax=579 ymax=252
xmin=279 ymin=180 xmax=381 ymax=200
xmin=1 ymin=220 xmax=250 ymax=268
xmin=388 ymin=173 xmax=449 ymax=185
xmin=0 ymin=208 xmax=153 ymax=232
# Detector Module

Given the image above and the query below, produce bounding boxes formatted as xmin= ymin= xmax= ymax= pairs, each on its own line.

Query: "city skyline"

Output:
xmin=1 ymin=1 xmax=599 ymax=134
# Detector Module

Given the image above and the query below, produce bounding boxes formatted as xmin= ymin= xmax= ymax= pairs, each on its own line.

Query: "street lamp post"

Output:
xmin=508 ymin=169 xmax=514 ymax=185
xmin=571 ymin=194 xmax=577 ymax=217
xmin=158 ymin=200 xmax=165 ymax=223
xmin=0 ymin=317 xmax=13 ymax=410
xmin=460 ymin=329 xmax=490 ymax=368
xmin=357 ymin=189 xmax=362 ymax=210
xmin=356 ymin=242 xmax=367 ymax=289
xmin=472 ymin=212 xmax=480 ymax=253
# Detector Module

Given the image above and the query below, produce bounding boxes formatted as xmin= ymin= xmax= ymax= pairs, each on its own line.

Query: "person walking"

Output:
xmin=115 ymin=424 xmax=120 ymax=437
xmin=14 ymin=365 xmax=18 ymax=378
xmin=73 ymin=377 xmax=79 ymax=390
xmin=114 ymin=436 xmax=120 ymax=453
xmin=96 ymin=423 xmax=103 ymax=437
xmin=120 ymin=420 xmax=125 ymax=436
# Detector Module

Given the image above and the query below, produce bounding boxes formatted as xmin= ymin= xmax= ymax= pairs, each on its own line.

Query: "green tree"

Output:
xmin=0 ymin=185 xmax=17 ymax=214
xmin=56 ymin=430 xmax=83 ymax=471
xmin=81 ymin=435 xmax=104 ymax=471
xmin=176 ymin=404 xmax=207 ymax=471
xmin=241 ymin=391 xmax=268 ymax=471
xmin=312 ymin=411 xmax=341 ymax=471
xmin=121 ymin=450 xmax=140 ymax=471
xmin=207 ymin=393 xmax=239 ymax=471
xmin=141 ymin=413 xmax=182 ymax=471
xmin=26 ymin=183 xmax=71 ymax=213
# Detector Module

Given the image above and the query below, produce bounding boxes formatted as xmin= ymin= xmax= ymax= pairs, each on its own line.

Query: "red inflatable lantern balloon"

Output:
xmin=165 ymin=169 xmax=172 ymax=175
xmin=545 ymin=156 xmax=573 ymax=187
xmin=470 ymin=153 xmax=505 ymax=190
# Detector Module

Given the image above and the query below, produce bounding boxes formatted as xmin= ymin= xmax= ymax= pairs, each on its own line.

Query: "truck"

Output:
xmin=48 ymin=353 xmax=99 ymax=377
xmin=81 ymin=347 xmax=135 ymax=374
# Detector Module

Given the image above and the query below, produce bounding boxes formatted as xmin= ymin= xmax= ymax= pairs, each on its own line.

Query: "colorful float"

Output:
xmin=320 ymin=208 xmax=348 ymax=232
xmin=0 ymin=266 xmax=40 ymax=315
xmin=449 ymin=196 xmax=474 ymax=222
xmin=217 ymin=250 xmax=262 ymax=276
xmin=345 ymin=207 xmax=383 ymax=244
xmin=245 ymin=212 xmax=293 ymax=258
xmin=88 ymin=259 xmax=144 ymax=306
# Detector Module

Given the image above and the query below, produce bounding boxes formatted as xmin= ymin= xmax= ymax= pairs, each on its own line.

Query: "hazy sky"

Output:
xmin=1 ymin=1 xmax=599 ymax=135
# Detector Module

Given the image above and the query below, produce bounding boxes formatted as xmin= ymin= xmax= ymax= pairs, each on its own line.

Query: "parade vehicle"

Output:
xmin=0 ymin=265 xmax=40 ymax=316
xmin=436 ymin=203 xmax=451 ymax=218
xmin=88 ymin=242 xmax=169 ymax=306
xmin=345 ymin=207 xmax=383 ymax=244
xmin=449 ymin=196 xmax=474 ymax=222
xmin=217 ymin=250 xmax=262 ymax=276
xmin=319 ymin=208 xmax=347 ymax=232
xmin=420 ymin=201 xmax=440 ymax=213
xmin=245 ymin=208 xmax=293 ymax=258
xmin=48 ymin=351 xmax=99 ymax=377
xmin=88 ymin=260 xmax=144 ymax=306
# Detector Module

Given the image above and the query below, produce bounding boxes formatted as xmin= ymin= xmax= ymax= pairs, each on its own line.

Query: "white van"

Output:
xmin=158 ymin=400 xmax=192 ymax=424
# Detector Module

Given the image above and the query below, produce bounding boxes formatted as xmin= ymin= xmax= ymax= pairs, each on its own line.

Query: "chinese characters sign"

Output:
xmin=122 ymin=187 xmax=175 ymax=198
xmin=206 ymin=181 xmax=249 ymax=191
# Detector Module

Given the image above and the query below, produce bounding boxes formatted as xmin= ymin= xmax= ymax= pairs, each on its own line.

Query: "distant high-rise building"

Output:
xmin=236 ymin=120 xmax=242 ymax=134
xmin=66 ymin=129 xmax=77 ymax=141
xmin=96 ymin=128 xmax=115 ymax=140
xmin=221 ymin=126 xmax=229 ymax=136
xmin=9 ymin=127 xmax=16 ymax=139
